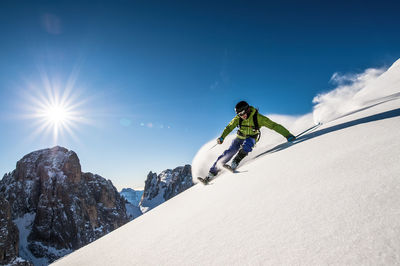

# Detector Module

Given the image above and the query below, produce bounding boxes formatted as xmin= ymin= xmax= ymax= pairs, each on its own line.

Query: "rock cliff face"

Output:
xmin=0 ymin=197 xmax=19 ymax=264
xmin=0 ymin=146 xmax=129 ymax=264
xmin=0 ymin=198 xmax=31 ymax=265
xmin=140 ymin=165 xmax=193 ymax=213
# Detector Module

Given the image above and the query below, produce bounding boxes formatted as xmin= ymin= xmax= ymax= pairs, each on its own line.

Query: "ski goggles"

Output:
xmin=237 ymin=109 xmax=248 ymax=116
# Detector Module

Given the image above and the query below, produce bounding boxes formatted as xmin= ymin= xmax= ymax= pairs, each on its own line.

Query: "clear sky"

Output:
xmin=1 ymin=0 xmax=399 ymax=190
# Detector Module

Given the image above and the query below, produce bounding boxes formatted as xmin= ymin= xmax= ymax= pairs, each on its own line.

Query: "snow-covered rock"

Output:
xmin=0 ymin=146 xmax=129 ymax=265
xmin=124 ymin=203 xmax=143 ymax=221
xmin=140 ymin=165 xmax=193 ymax=213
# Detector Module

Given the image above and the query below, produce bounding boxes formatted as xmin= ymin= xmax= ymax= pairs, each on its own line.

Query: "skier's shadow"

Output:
xmin=254 ymin=142 xmax=292 ymax=158
xmin=255 ymin=106 xmax=400 ymax=159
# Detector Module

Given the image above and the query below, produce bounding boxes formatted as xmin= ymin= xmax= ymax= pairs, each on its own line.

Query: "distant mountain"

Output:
xmin=0 ymin=146 xmax=129 ymax=265
xmin=120 ymin=188 xmax=143 ymax=206
xmin=140 ymin=165 xmax=193 ymax=213
xmin=120 ymin=188 xmax=144 ymax=220
xmin=119 ymin=165 xmax=194 ymax=219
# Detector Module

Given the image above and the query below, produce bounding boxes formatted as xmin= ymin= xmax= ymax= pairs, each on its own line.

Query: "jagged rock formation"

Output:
xmin=0 ymin=146 xmax=129 ymax=264
xmin=140 ymin=165 xmax=193 ymax=213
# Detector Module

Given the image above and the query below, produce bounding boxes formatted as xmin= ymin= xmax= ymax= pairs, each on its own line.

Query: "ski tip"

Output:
xmin=197 ymin=177 xmax=209 ymax=185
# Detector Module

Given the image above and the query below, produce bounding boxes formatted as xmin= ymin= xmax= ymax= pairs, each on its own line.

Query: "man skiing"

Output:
xmin=198 ymin=101 xmax=296 ymax=185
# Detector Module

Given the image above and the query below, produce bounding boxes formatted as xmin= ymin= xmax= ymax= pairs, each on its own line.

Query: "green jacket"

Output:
xmin=220 ymin=106 xmax=292 ymax=141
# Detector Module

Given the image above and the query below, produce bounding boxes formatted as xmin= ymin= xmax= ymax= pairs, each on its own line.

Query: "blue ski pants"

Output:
xmin=209 ymin=137 xmax=256 ymax=175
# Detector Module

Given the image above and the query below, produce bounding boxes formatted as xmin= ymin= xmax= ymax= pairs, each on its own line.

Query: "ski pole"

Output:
xmin=209 ymin=143 xmax=218 ymax=150
xmin=295 ymin=122 xmax=322 ymax=138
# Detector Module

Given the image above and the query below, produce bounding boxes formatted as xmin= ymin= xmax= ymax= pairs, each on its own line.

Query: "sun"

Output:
xmin=32 ymin=92 xmax=82 ymax=143
xmin=44 ymin=104 xmax=69 ymax=124
xmin=21 ymin=69 xmax=91 ymax=144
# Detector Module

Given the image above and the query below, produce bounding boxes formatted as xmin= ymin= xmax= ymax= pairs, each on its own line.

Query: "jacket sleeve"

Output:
xmin=220 ymin=116 xmax=239 ymax=139
xmin=258 ymin=113 xmax=292 ymax=138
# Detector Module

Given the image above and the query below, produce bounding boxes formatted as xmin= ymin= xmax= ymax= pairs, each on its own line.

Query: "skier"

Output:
xmin=198 ymin=101 xmax=296 ymax=185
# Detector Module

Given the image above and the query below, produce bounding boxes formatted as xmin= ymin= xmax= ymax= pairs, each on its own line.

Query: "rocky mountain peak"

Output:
xmin=14 ymin=146 xmax=81 ymax=183
xmin=0 ymin=146 xmax=129 ymax=265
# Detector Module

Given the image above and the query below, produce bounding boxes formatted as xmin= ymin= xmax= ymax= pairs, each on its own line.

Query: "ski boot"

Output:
xmin=197 ymin=172 xmax=216 ymax=185
xmin=231 ymin=149 xmax=248 ymax=171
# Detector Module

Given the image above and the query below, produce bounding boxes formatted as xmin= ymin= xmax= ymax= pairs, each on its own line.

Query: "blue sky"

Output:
xmin=1 ymin=0 xmax=399 ymax=190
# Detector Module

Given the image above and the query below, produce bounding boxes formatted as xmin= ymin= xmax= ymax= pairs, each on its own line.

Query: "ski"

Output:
xmin=197 ymin=177 xmax=209 ymax=185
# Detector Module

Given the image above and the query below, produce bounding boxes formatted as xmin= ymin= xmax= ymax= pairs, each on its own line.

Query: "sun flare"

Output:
xmin=21 ymin=70 xmax=91 ymax=144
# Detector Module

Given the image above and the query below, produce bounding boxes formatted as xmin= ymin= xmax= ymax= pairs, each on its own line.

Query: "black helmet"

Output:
xmin=235 ymin=101 xmax=250 ymax=115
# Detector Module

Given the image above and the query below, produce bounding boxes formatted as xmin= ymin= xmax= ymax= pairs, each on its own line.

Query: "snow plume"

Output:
xmin=313 ymin=58 xmax=400 ymax=124
xmin=192 ymin=58 xmax=400 ymax=180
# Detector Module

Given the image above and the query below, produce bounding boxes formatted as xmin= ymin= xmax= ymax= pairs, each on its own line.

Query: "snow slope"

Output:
xmin=53 ymin=98 xmax=400 ymax=265
xmin=53 ymin=60 xmax=400 ymax=265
